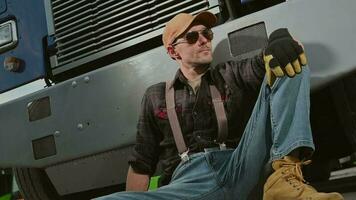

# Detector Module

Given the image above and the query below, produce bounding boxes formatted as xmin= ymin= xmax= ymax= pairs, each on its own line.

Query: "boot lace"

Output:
xmin=281 ymin=160 xmax=312 ymax=191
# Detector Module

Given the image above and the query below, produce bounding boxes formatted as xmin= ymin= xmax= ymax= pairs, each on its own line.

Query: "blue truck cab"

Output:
xmin=0 ymin=0 xmax=48 ymax=93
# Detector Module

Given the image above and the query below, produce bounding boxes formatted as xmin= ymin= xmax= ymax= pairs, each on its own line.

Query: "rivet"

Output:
xmin=54 ymin=131 xmax=60 ymax=137
xmin=77 ymin=123 xmax=84 ymax=130
xmin=71 ymin=81 xmax=77 ymax=88
xmin=84 ymin=76 xmax=90 ymax=83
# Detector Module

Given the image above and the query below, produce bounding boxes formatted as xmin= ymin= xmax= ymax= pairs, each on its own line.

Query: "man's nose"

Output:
xmin=197 ymin=33 xmax=209 ymax=44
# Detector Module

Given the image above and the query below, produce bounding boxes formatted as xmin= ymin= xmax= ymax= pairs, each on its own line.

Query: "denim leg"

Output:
xmin=209 ymin=67 xmax=315 ymax=200
xmin=93 ymin=153 xmax=224 ymax=200
xmin=269 ymin=67 xmax=315 ymax=160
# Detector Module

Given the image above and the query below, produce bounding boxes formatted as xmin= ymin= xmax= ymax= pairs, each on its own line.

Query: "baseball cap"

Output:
xmin=162 ymin=11 xmax=217 ymax=49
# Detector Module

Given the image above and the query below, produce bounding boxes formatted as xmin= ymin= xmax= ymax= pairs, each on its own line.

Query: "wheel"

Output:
xmin=0 ymin=169 xmax=12 ymax=197
xmin=13 ymin=167 xmax=123 ymax=200
xmin=13 ymin=168 xmax=61 ymax=200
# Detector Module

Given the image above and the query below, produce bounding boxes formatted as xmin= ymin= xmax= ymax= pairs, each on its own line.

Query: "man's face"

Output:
xmin=170 ymin=24 xmax=213 ymax=68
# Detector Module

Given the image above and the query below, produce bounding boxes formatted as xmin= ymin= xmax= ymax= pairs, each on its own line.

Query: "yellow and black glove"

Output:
xmin=264 ymin=28 xmax=307 ymax=86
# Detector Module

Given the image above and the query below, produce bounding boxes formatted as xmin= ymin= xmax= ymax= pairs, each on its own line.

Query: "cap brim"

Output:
xmin=176 ymin=11 xmax=217 ymax=39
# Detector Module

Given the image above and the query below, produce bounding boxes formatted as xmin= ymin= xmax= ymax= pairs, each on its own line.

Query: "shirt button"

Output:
xmin=189 ymin=91 xmax=193 ymax=95
xmin=193 ymin=112 xmax=197 ymax=115
xmin=197 ymin=135 xmax=201 ymax=139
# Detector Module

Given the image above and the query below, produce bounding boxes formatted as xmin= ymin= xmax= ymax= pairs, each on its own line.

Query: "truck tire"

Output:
xmin=0 ymin=169 xmax=12 ymax=196
xmin=13 ymin=168 xmax=62 ymax=200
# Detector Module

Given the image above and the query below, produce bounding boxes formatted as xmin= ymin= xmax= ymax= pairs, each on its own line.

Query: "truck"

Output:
xmin=1 ymin=0 xmax=356 ymax=199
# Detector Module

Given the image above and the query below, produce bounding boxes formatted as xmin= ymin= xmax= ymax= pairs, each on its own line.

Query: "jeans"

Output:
xmin=94 ymin=67 xmax=315 ymax=200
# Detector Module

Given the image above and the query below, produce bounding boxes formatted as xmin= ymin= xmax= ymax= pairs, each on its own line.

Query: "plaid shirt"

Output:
xmin=129 ymin=54 xmax=265 ymax=185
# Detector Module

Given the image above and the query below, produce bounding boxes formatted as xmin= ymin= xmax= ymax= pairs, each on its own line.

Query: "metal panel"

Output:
xmin=211 ymin=0 xmax=356 ymax=90
xmin=1 ymin=0 xmax=356 ymax=168
xmin=45 ymin=146 xmax=133 ymax=195
xmin=0 ymin=0 xmax=48 ymax=93
xmin=228 ymin=22 xmax=267 ymax=58
xmin=0 ymin=44 xmax=177 ymax=168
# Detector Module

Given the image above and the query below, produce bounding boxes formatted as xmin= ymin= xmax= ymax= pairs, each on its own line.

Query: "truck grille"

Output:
xmin=50 ymin=0 xmax=217 ymax=73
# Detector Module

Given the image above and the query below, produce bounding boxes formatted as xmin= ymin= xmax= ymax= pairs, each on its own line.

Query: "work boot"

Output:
xmin=263 ymin=156 xmax=344 ymax=200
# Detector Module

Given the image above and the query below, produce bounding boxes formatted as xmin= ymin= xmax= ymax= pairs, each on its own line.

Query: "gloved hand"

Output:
xmin=264 ymin=28 xmax=307 ymax=86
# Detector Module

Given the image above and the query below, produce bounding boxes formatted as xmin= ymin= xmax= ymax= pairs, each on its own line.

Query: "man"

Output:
xmin=96 ymin=12 xmax=343 ymax=200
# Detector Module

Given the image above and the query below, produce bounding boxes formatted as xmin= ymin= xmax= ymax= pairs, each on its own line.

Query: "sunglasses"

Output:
xmin=172 ymin=28 xmax=214 ymax=46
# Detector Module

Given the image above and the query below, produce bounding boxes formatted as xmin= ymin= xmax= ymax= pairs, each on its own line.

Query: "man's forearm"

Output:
xmin=125 ymin=166 xmax=150 ymax=191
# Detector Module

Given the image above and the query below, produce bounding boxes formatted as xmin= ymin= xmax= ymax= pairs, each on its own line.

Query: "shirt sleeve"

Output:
xmin=227 ymin=52 xmax=266 ymax=92
xmin=128 ymin=89 xmax=162 ymax=175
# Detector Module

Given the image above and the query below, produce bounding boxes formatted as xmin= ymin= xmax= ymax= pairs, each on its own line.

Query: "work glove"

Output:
xmin=264 ymin=28 xmax=307 ymax=86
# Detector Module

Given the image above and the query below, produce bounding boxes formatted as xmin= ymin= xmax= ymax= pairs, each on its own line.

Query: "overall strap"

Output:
xmin=165 ymin=81 xmax=188 ymax=157
xmin=209 ymin=85 xmax=228 ymax=144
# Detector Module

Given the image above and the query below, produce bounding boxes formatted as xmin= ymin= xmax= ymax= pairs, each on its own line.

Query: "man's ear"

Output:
xmin=167 ymin=46 xmax=181 ymax=60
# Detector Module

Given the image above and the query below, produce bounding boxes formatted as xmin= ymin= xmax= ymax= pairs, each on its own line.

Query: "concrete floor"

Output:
xmin=343 ymin=192 xmax=356 ymax=200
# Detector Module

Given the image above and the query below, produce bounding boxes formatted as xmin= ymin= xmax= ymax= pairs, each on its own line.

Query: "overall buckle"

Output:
xmin=219 ymin=142 xmax=227 ymax=150
xmin=179 ymin=149 xmax=190 ymax=162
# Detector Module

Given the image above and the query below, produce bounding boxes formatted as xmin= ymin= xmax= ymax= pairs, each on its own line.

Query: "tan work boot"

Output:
xmin=263 ymin=156 xmax=344 ymax=200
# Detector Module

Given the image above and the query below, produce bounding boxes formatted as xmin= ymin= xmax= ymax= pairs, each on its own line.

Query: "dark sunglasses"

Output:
xmin=172 ymin=28 xmax=214 ymax=46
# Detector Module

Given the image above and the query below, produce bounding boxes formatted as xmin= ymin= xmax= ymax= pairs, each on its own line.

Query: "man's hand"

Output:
xmin=264 ymin=28 xmax=307 ymax=86
xmin=126 ymin=166 xmax=150 ymax=191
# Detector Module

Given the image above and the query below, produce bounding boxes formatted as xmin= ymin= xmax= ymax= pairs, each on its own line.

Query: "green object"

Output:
xmin=148 ymin=176 xmax=161 ymax=190
xmin=0 ymin=194 xmax=11 ymax=200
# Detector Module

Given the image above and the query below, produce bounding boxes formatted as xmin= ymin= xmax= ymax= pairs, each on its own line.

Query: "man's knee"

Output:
xmin=270 ymin=66 xmax=310 ymax=92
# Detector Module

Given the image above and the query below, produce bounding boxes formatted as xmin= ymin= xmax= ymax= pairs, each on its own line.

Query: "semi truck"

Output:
xmin=1 ymin=0 xmax=356 ymax=199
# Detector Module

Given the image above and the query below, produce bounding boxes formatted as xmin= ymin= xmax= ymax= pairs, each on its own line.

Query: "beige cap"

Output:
xmin=162 ymin=11 xmax=217 ymax=49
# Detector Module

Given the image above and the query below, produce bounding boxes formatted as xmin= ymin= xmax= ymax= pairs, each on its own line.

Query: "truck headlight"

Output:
xmin=0 ymin=20 xmax=18 ymax=53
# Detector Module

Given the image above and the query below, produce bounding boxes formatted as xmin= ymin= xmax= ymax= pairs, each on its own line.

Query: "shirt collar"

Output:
xmin=170 ymin=66 xmax=212 ymax=89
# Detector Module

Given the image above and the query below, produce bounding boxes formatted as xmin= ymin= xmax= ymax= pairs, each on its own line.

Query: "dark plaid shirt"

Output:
xmin=129 ymin=54 xmax=265 ymax=185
